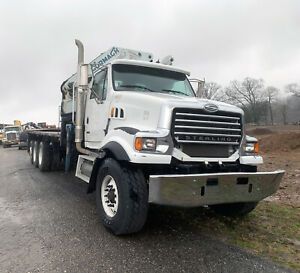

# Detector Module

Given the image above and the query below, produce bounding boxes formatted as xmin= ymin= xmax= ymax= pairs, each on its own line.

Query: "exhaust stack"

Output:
xmin=74 ymin=39 xmax=91 ymax=155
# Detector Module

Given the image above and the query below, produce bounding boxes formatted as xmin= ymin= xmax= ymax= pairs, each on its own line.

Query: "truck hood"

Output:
xmin=111 ymin=91 xmax=243 ymax=131
xmin=139 ymin=92 xmax=242 ymax=113
xmin=5 ymin=130 xmax=19 ymax=134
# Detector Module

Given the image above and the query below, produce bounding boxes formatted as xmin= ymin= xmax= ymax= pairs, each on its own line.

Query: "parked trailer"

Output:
xmin=27 ymin=40 xmax=284 ymax=235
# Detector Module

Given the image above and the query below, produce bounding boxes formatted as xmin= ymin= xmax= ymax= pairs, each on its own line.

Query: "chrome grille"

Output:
xmin=172 ymin=108 xmax=242 ymax=146
xmin=7 ymin=132 xmax=17 ymax=141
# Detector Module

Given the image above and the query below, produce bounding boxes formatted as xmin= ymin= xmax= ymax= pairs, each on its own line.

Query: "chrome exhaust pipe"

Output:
xmin=74 ymin=39 xmax=91 ymax=155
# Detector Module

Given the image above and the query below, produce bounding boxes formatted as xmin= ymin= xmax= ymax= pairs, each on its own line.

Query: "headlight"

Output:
xmin=134 ymin=137 xmax=157 ymax=151
xmin=244 ymin=142 xmax=259 ymax=154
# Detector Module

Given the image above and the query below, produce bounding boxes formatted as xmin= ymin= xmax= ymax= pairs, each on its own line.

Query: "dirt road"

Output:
xmin=0 ymin=147 xmax=295 ymax=273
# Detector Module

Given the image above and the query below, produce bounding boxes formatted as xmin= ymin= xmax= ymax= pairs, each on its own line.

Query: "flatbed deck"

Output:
xmin=27 ymin=128 xmax=60 ymax=138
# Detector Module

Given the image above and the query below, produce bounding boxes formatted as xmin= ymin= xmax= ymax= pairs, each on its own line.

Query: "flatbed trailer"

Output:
xmin=27 ymin=128 xmax=70 ymax=172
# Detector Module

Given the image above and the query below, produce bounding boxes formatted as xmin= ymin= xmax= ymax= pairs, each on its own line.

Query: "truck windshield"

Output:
xmin=4 ymin=127 xmax=20 ymax=132
xmin=112 ymin=64 xmax=195 ymax=97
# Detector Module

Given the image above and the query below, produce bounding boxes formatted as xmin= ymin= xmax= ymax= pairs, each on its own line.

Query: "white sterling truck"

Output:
xmin=27 ymin=40 xmax=284 ymax=235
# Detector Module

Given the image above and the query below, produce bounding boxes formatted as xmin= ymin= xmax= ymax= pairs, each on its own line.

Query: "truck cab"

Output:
xmin=75 ymin=58 xmax=258 ymax=169
xmin=2 ymin=125 xmax=22 ymax=148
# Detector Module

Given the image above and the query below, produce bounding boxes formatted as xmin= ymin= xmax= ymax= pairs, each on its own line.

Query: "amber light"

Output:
xmin=135 ymin=137 xmax=143 ymax=151
xmin=110 ymin=107 xmax=115 ymax=117
xmin=254 ymin=142 xmax=259 ymax=153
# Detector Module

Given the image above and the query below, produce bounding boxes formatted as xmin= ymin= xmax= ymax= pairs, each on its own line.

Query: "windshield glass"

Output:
xmin=112 ymin=64 xmax=195 ymax=97
xmin=4 ymin=126 xmax=20 ymax=132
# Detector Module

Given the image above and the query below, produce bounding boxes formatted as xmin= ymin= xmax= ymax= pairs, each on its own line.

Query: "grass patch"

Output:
xmin=193 ymin=202 xmax=300 ymax=271
xmin=149 ymin=201 xmax=299 ymax=270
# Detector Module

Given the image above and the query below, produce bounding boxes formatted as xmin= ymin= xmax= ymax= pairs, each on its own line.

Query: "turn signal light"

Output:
xmin=135 ymin=137 xmax=143 ymax=151
xmin=134 ymin=137 xmax=157 ymax=151
xmin=254 ymin=142 xmax=259 ymax=153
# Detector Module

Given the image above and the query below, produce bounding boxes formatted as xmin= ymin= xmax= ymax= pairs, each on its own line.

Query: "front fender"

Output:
xmin=100 ymin=129 xmax=135 ymax=161
xmin=102 ymin=141 xmax=130 ymax=161
xmin=100 ymin=129 xmax=172 ymax=164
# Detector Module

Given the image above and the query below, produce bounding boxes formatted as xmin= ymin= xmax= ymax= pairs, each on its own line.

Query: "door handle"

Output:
xmin=86 ymin=117 xmax=89 ymax=124
xmin=86 ymin=131 xmax=90 ymax=134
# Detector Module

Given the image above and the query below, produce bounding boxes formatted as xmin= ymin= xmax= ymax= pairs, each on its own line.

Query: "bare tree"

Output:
xmin=225 ymin=77 xmax=264 ymax=123
xmin=285 ymin=83 xmax=300 ymax=97
xmin=279 ymin=100 xmax=288 ymax=125
xmin=264 ymin=86 xmax=279 ymax=125
xmin=203 ymin=82 xmax=222 ymax=99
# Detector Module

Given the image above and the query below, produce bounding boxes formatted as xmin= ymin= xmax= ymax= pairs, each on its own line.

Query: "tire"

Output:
xmin=51 ymin=142 xmax=61 ymax=171
xmin=3 ymin=144 xmax=7 ymax=148
xmin=95 ymin=158 xmax=148 ymax=235
xmin=38 ymin=141 xmax=52 ymax=172
xmin=210 ymin=202 xmax=258 ymax=217
xmin=32 ymin=141 xmax=39 ymax=168
xmin=29 ymin=141 xmax=34 ymax=164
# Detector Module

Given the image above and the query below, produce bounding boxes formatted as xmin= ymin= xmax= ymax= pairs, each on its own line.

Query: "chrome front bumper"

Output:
xmin=149 ymin=170 xmax=285 ymax=207
xmin=3 ymin=140 xmax=19 ymax=145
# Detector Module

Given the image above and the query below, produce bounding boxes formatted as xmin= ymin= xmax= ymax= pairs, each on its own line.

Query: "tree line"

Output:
xmin=198 ymin=78 xmax=300 ymax=125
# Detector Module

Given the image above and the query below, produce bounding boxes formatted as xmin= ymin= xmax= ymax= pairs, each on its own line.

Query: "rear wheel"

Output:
xmin=210 ymin=202 xmax=258 ymax=217
xmin=33 ymin=141 xmax=39 ymax=168
xmin=51 ymin=142 xmax=61 ymax=171
xmin=96 ymin=158 xmax=148 ymax=235
xmin=38 ymin=141 xmax=52 ymax=172
xmin=29 ymin=141 xmax=34 ymax=164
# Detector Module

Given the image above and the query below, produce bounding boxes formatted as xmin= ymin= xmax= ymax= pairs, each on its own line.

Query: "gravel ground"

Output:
xmin=0 ymin=147 xmax=295 ymax=273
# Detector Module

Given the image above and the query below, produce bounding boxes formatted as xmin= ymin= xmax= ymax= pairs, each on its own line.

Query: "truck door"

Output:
xmin=84 ymin=68 xmax=109 ymax=147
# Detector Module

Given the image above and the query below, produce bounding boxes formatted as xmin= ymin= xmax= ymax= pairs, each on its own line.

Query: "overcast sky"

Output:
xmin=1 ymin=0 xmax=299 ymax=124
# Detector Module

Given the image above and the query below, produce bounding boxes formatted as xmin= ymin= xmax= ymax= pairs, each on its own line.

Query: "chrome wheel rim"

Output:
xmin=101 ymin=175 xmax=119 ymax=218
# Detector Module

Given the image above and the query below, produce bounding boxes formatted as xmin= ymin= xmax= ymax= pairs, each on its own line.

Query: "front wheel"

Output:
xmin=96 ymin=158 xmax=148 ymax=235
xmin=210 ymin=202 xmax=258 ymax=217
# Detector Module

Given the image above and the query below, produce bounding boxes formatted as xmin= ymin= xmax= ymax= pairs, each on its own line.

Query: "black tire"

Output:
xmin=95 ymin=158 xmax=148 ymax=235
xmin=33 ymin=141 xmax=39 ymax=168
xmin=3 ymin=144 xmax=7 ymax=148
xmin=210 ymin=202 xmax=258 ymax=217
xmin=51 ymin=142 xmax=61 ymax=171
xmin=38 ymin=141 xmax=52 ymax=172
xmin=29 ymin=141 xmax=34 ymax=164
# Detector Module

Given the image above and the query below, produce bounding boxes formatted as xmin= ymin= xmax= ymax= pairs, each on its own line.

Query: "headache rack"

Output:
xmin=171 ymin=108 xmax=243 ymax=158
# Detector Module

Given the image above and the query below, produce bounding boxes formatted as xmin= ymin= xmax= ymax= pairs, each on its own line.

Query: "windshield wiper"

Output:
xmin=161 ymin=89 xmax=189 ymax=96
xmin=119 ymin=84 xmax=156 ymax=92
